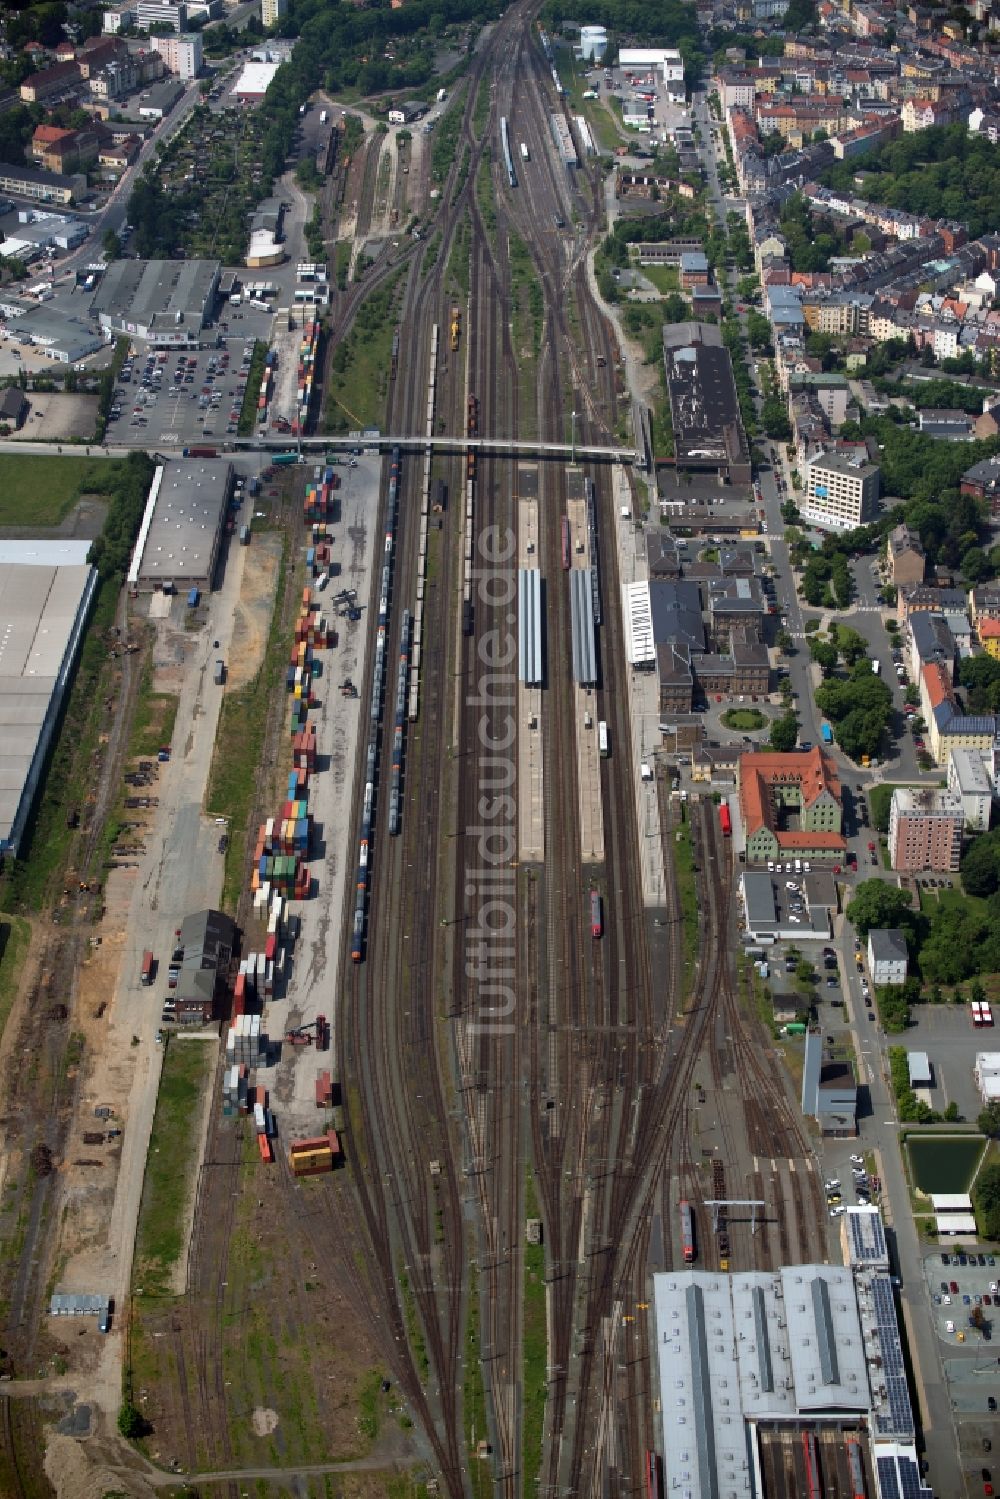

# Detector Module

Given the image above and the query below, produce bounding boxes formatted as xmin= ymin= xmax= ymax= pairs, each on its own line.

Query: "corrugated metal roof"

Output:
xmin=621 ymin=580 xmax=654 ymax=665
xmin=518 ymin=568 xmax=543 ymax=685
xmin=570 ymin=570 xmax=597 ymax=685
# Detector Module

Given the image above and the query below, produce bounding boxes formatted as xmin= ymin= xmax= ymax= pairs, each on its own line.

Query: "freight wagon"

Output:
xmin=590 ymin=889 xmax=602 ymax=939
xmin=646 ymin=1451 xmax=663 ymax=1499
xmin=561 ymin=516 xmax=571 ymax=570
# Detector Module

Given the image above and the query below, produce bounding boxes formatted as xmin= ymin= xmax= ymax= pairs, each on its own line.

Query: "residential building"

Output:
xmin=907 ymin=610 xmax=955 ymax=682
xmin=886 ymin=522 xmax=925 ymax=586
xmin=970 ymin=583 xmax=1000 ymax=628
xmin=867 ymin=928 xmax=909 ymax=985
xmin=947 ymin=745 xmax=993 ymax=830
xmin=679 ymin=250 xmax=710 ymax=289
xmin=151 ymin=32 xmax=202 ymax=77
xmin=30 ymin=124 xmax=100 ymax=174
xmin=262 ymin=0 xmax=287 ymax=21
xmin=738 ymin=747 xmax=846 ymax=865
xmin=802 ymin=450 xmax=881 ymax=531
xmin=979 ymin=617 xmax=1000 ymax=660
xmin=19 ymin=60 xmax=82 ymax=104
xmin=0 ymin=162 xmax=84 ymax=204
xmin=888 ymin=785 xmax=964 ymax=871
xmin=102 ymin=6 xmax=137 ymax=30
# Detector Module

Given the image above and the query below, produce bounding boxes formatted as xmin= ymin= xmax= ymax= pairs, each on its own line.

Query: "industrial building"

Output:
xmin=0 ymin=540 xmax=98 ymax=853
xmin=618 ymin=46 xmax=685 ymax=100
xmin=90 ymin=257 xmax=220 ymax=345
xmin=738 ymin=869 xmax=837 ymax=943
xmin=233 ymin=60 xmax=281 ymax=101
xmin=172 ymin=908 xmax=236 ymax=1024
xmin=651 ymin=1210 xmax=927 ymax=1499
xmin=549 ymin=113 xmax=579 ymax=168
xmin=662 ymin=323 xmax=751 ymax=483
xmin=0 ymin=295 xmax=103 ymax=363
xmin=577 ymin=24 xmax=607 ymax=61
xmin=801 ymin=1030 xmax=858 ymax=1135
xmin=127 ymin=459 xmax=231 ymax=592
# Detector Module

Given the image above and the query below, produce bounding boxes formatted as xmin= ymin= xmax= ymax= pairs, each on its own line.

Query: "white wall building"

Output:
xmin=947 ymin=746 xmax=993 ymax=831
xmin=619 ymin=47 xmax=685 ymax=101
xmin=152 ymin=32 xmax=202 ymax=77
xmin=868 ymin=928 xmax=908 ymax=986
xmin=802 ymin=450 xmax=881 ymax=530
xmin=975 ymin=1051 xmax=1000 ymax=1102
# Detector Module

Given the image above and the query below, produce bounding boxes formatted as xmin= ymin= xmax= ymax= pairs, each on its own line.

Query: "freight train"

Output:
xmin=388 ymin=610 xmax=411 ymax=836
xmin=646 ymin=1451 xmax=663 ymax=1499
xmin=351 ymin=446 xmax=402 ymax=962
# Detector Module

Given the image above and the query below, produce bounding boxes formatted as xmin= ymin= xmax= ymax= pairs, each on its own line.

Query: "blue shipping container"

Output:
xmin=188 ymin=587 xmax=200 ymax=607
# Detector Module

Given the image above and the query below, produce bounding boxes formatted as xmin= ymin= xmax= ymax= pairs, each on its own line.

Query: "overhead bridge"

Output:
xmin=232 ymin=433 xmax=641 ymax=464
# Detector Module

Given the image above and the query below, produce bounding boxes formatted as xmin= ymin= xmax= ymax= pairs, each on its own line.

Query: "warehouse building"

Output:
xmin=173 ymin=908 xmax=236 ymax=1024
xmin=90 ymin=257 xmax=220 ymax=346
xmin=0 ymin=540 xmax=98 ymax=853
xmin=662 ymin=323 xmax=751 ymax=483
xmin=127 ymin=459 xmax=231 ymax=593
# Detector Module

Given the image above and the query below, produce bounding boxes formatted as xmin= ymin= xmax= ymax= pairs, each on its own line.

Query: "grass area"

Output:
xmin=0 ymin=915 xmax=31 ymax=1050
xmin=446 ymin=217 xmax=471 ymax=301
xmin=451 ymin=144 xmax=471 ymax=207
xmin=0 ymin=454 xmax=120 ymax=529
xmin=334 ymin=240 xmax=351 ymax=292
xmin=430 ymin=83 xmax=467 ymax=183
xmin=132 ymin=1038 xmax=214 ymax=1298
xmin=523 ymin=1170 xmax=546 ymax=1492
xmin=323 ymin=273 xmax=402 ymax=433
xmin=475 ymin=152 xmax=497 ymax=250
xmin=342 ymin=112 xmax=364 ymax=157
xmin=720 ymin=708 xmax=766 ymax=731
xmin=397 ymin=1265 xmax=430 ymax=1381
xmin=464 ymin=1263 xmax=490 ymax=1495
xmin=473 ymin=73 xmax=491 ymax=139
xmin=237 ymin=340 xmax=267 ymax=438
xmin=206 ymin=536 xmax=288 ymax=912
xmin=128 ymin=657 xmax=179 ymax=760
xmin=356 ymin=1367 xmax=385 ymax=1443
xmin=640 ymin=263 xmax=681 ymax=295
xmin=673 ymin=812 xmax=700 ymax=1005
xmin=509 ymin=228 xmax=543 ymax=399
xmin=554 ymin=47 xmax=619 ymax=153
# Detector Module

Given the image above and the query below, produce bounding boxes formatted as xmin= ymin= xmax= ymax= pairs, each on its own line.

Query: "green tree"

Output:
xmin=118 ymin=1400 xmax=145 ymax=1439
xmin=960 ymin=831 xmax=1000 ymax=898
xmin=868 ymin=784 xmax=893 ymax=834
xmin=978 ymin=1101 xmax=1000 ymax=1137
xmin=102 ymin=229 xmax=121 ymax=261
xmin=846 ymin=880 xmax=913 ymax=936
xmin=944 ymin=1100 xmax=961 ymax=1122
xmin=769 ymin=711 xmax=799 ymax=752
xmin=972 ymin=1160 xmax=1000 ymax=1240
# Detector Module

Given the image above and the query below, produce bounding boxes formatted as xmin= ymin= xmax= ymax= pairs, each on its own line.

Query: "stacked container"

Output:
xmin=288 ymin=1129 xmax=340 ymax=1176
xmin=226 ymin=1014 xmax=265 ymax=1067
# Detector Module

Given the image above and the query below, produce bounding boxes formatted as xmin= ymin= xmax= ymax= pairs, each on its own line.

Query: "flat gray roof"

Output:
xmin=134 ymin=459 xmax=229 ymax=586
xmin=90 ymin=257 xmax=218 ymax=334
xmin=0 ymin=558 xmax=95 ymax=847
xmin=740 ymin=870 xmax=776 ymax=927
xmin=518 ymin=568 xmax=543 ymax=685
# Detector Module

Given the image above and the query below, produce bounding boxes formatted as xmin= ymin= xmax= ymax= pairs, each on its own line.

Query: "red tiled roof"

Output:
xmin=739 ymin=748 xmax=842 ymax=841
xmin=776 ymin=830 xmax=846 ymax=849
xmin=922 ymin=660 xmax=953 ymax=710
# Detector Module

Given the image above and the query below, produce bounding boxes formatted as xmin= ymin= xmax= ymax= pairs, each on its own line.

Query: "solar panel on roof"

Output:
xmin=877 ymin=1456 xmax=901 ymax=1499
xmin=898 ymin=1457 xmax=922 ymax=1499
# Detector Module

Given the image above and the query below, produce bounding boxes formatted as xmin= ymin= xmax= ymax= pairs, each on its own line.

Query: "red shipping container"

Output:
xmin=264 ymin=933 xmax=277 ymax=961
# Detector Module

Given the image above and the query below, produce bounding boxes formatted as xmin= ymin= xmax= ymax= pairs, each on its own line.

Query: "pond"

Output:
xmin=906 ymin=1135 xmax=986 ymax=1196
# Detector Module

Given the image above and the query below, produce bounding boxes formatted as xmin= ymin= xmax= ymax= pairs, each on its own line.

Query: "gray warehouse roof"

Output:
xmin=570 ymin=568 xmax=596 ymax=685
xmin=131 ymin=459 xmax=230 ymax=587
xmin=0 ymin=548 xmax=96 ymax=849
xmin=90 ymin=257 xmax=219 ymax=335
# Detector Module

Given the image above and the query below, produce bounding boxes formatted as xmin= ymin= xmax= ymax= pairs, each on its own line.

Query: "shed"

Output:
xmin=934 ymin=1213 xmax=978 ymax=1236
xmin=907 ymin=1050 xmax=932 ymax=1087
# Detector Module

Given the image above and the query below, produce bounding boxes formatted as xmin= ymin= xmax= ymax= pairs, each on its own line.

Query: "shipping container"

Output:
xmin=141 ymin=949 xmax=154 ymax=985
xmin=257 ymin=1132 xmax=273 ymax=1163
xmin=598 ymin=720 xmax=609 ymax=757
xmin=187 ymin=587 xmax=200 ymax=607
xmin=821 ymin=722 xmax=833 ymax=745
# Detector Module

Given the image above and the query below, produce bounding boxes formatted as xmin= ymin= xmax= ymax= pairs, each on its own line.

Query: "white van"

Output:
xmin=640 ymin=762 xmax=653 ymax=782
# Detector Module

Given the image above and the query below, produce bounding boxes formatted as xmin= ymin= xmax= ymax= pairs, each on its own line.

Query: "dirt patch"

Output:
xmin=44 ymin=1429 xmax=160 ymax=1499
xmin=227 ymin=533 xmax=282 ymax=690
xmin=251 ymin=1405 xmax=280 ymax=1436
xmin=17 ymin=393 xmax=100 ymax=443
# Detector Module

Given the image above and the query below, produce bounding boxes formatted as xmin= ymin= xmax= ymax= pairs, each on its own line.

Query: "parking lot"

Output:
xmin=105 ymin=319 xmax=273 ymax=448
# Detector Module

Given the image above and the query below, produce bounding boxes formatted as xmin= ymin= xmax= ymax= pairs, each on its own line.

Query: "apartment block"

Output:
xmin=947 ymin=747 xmax=994 ymax=831
xmin=152 ymin=33 xmax=202 ymax=76
xmin=262 ymin=0 xmax=288 ymax=25
xmin=888 ymin=786 xmax=964 ymax=872
xmin=802 ymin=451 xmax=881 ymax=531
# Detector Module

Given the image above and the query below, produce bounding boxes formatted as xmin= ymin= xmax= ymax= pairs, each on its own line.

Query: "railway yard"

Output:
xmin=0 ymin=5 xmax=981 ymax=1499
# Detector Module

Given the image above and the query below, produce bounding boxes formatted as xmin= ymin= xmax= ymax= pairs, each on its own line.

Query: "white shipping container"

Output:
xmin=254 ymin=1102 xmax=267 ymax=1134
